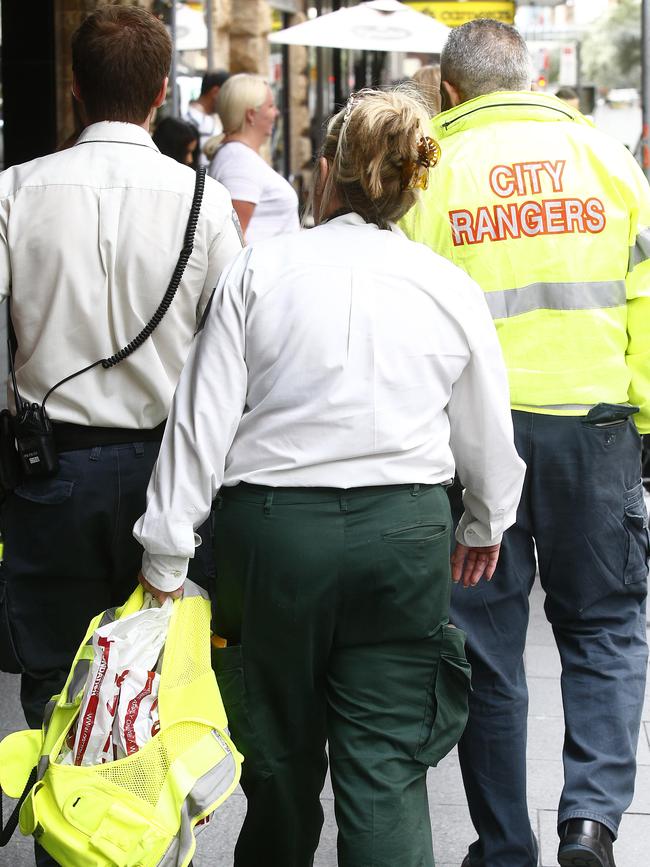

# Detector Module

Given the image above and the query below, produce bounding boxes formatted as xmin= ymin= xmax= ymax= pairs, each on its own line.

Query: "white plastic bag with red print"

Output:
xmin=62 ymin=597 xmax=173 ymax=766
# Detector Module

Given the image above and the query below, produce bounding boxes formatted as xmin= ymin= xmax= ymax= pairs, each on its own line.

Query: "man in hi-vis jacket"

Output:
xmin=402 ymin=18 xmax=650 ymax=867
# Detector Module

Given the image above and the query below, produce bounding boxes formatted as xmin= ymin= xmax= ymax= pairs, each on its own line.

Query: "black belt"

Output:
xmin=53 ymin=421 xmax=166 ymax=452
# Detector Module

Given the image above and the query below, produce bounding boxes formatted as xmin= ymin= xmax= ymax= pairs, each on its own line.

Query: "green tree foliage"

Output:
xmin=581 ymin=0 xmax=641 ymax=88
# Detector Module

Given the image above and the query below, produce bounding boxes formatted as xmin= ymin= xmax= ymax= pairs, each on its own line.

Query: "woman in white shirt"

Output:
xmin=208 ymin=73 xmax=300 ymax=244
xmin=135 ymin=89 xmax=525 ymax=867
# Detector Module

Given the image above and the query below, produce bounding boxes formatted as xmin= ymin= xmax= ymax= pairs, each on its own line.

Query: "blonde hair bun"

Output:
xmin=316 ymin=87 xmax=434 ymax=227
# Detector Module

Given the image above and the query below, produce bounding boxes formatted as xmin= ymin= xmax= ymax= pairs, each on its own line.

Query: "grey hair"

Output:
xmin=441 ymin=19 xmax=532 ymax=102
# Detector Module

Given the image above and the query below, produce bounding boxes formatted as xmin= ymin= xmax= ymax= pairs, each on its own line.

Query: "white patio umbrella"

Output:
xmin=268 ymin=0 xmax=450 ymax=54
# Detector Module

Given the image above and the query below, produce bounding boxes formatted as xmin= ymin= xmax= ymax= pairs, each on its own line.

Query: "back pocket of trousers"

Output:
xmin=415 ymin=625 xmax=471 ymax=767
xmin=382 ymin=523 xmax=448 ymax=543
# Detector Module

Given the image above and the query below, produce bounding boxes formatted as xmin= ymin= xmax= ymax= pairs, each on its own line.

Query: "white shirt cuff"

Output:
xmin=455 ymin=511 xmax=504 ymax=548
xmin=141 ymin=549 xmax=190 ymax=592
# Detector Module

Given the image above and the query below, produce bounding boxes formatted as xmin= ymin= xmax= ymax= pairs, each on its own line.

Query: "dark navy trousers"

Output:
xmin=451 ymin=411 xmax=649 ymax=867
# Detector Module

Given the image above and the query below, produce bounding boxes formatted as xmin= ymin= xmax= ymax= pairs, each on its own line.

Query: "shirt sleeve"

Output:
xmin=198 ymin=178 xmax=243 ymax=320
xmin=624 ymin=153 xmax=650 ymax=434
xmin=446 ymin=279 xmax=526 ymax=547
xmin=133 ymin=248 xmax=251 ymax=590
xmin=0 ymin=196 xmax=11 ymax=301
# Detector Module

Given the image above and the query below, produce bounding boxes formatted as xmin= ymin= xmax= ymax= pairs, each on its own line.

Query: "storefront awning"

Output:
xmin=268 ymin=0 xmax=450 ymax=53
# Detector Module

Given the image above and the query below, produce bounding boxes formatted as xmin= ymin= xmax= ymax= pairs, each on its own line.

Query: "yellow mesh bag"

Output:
xmin=0 ymin=581 xmax=242 ymax=867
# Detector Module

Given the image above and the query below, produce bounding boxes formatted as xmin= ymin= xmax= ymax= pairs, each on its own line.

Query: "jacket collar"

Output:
xmin=432 ymin=90 xmax=593 ymax=138
xmin=75 ymin=121 xmax=160 ymax=152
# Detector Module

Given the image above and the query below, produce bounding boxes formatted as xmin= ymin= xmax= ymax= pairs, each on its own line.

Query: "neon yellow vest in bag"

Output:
xmin=0 ymin=580 xmax=242 ymax=866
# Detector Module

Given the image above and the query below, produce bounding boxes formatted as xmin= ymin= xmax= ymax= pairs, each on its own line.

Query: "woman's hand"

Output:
xmin=137 ymin=571 xmax=184 ymax=604
xmin=451 ymin=542 xmax=501 ymax=587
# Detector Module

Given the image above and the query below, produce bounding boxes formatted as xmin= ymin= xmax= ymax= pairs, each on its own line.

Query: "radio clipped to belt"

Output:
xmin=0 ymin=167 xmax=206 ymax=493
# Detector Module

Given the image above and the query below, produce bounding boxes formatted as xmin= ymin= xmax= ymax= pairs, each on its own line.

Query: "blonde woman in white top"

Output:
xmin=208 ymin=73 xmax=300 ymax=244
xmin=136 ymin=89 xmax=525 ymax=867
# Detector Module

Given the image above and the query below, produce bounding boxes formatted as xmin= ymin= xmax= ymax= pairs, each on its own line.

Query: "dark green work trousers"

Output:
xmin=211 ymin=482 xmax=471 ymax=867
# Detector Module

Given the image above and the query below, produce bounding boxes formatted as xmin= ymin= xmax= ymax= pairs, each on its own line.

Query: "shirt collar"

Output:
xmin=75 ymin=121 xmax=160 ymax=152
xmin=320 ymin=211 xmax=401 ymax=233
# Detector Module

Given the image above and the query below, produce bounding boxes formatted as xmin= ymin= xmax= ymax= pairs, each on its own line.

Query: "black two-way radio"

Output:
xmin=9 ymin=348 xmax=59 ymax=478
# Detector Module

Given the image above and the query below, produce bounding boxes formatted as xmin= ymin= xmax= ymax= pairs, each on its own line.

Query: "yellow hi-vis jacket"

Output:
xmin=401 ymin=90 xmax=650 ymax=433
xmin=0 ymin=581 xmax=242 ymax=867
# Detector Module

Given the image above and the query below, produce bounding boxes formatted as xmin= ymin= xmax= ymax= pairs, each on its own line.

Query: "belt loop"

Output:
xmin=215 ymin=493 xmax=223 ymax=511
xmin=411 ymin=484 xmax=420 ymax=497
xmin=340 ymin=494 xmax=348 ymax=513
xmin=134 ymin=442 xmax=145 ymax=457
xmin=89 ymin=446 xmax=101 ymax=462
xmin=264 ymin=492 xmax=274 ymax=516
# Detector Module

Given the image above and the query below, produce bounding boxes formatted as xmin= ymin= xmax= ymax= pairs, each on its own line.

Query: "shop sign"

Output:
xmin=406 ymin=1 xmax=516 ymax=27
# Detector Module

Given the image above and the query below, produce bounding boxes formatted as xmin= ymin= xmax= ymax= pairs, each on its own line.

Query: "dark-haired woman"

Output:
xmin=153 ymin=117 xmax=200 ymax=168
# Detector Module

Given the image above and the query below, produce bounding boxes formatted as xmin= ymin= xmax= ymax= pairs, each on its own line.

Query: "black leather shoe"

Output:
xmin=558 ymin=819 xmax=616 ymax=867
xmin=460 ymin=857 xmax=470 ymax=867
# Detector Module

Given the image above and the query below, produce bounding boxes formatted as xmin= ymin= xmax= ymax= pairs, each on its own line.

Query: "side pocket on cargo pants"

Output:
xmin=623 ymin=482 xmax=650 ymax=585
xmin=415 ymin=625 xmax=471 ymax=767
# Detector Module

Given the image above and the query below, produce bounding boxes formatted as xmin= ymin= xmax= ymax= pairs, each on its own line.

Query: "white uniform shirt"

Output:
xmin=208 ymin=141 xmax=300 ymax=244
xmin=0 ymin=121 xmax=242 ymax=428
xmin=135 ymin=213 xmax=526 ymax=591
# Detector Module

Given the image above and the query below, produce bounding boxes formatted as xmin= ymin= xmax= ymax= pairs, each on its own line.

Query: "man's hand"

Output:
xmin=138 ymin=571 xmax=184 ymax=604
xmin=451 ymin=542 xmax=501 ymax=587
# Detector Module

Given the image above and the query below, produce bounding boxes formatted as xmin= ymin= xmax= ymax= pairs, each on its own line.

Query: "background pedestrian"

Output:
xmin=209 ymin=73 xmax=300 ymax=243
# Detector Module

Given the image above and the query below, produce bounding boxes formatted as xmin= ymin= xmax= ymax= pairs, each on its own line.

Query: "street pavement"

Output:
xmin=1 ymin=574 xmax=649 ymax=866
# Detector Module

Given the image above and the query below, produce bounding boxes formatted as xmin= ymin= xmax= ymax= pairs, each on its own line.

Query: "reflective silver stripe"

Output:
xmin=629 ymin=227 xmax=650 ymax=271
xmin=485 ymin=280 xmax=626 ymax=319
xmin=37 ymin=698 xmax=57 ymax=780
xmin=37 ymin=754 xmax=49 ymax=780
xmin=42 ymin=698 xmax=57 ymax=731
xmin=62 ymin=609 xmax=119 ymax=703
xmin=98 ymin=606 xmax=120 ymax=628
xmin=157 ymin=748 xmax=238 ymax=866
xmin=65 ymin=658 xmax=91 ymax=704
xmin=183 ymin=578 xmax=209 ymax=600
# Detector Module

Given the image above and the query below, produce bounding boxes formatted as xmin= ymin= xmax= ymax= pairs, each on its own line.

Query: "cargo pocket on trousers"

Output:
xmin=415 ymin=625 xmax=471 ymax=767
xmin=623 ymin=482 xmax=650 ymax=584
xmin=211 ymin=643 xmax=271 ymax=781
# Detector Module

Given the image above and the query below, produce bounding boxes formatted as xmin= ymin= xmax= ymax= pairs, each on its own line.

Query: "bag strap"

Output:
xmin=0 ymin=768 xmax=36 ymax=847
